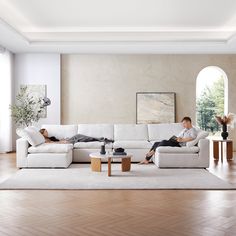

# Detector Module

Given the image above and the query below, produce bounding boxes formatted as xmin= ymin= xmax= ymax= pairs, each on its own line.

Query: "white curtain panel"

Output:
xmin=0 ymin=49 xmax=13 ymax=153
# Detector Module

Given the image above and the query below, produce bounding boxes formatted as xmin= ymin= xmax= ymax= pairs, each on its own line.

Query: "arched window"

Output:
xmin=196 ymin=66 xmax=228 ymax=134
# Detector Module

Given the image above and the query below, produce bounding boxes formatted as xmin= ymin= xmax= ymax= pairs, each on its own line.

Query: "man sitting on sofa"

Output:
xmin=140 ymin=117 xmax=198 ymax=164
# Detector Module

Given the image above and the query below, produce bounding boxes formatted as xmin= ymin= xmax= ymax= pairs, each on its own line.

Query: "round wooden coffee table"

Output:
xmin=89 ymin=152 xmax=132 ymax=177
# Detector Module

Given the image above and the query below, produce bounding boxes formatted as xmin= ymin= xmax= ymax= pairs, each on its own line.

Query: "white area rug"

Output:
xmin=0 ymin=164 xmax=235 ymax=190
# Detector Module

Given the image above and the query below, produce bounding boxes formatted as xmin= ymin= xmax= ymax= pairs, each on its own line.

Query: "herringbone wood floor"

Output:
xmin=0 ymin=153 xmax=236 ymax=236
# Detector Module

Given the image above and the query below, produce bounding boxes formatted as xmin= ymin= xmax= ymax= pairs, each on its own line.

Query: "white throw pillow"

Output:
xmin=186 ymin=130 xmax=209 ymax=147
xmin=16 ymin=126 xmax=45 ymax=147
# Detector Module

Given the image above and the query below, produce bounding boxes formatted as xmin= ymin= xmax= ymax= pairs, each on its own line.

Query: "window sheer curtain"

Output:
xmin=0 ymin=49 xmax=13 ymax=153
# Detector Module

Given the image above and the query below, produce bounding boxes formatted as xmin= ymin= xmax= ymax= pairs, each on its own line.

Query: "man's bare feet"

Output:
xmin=139 ymin=159 xmax=150 ymax=164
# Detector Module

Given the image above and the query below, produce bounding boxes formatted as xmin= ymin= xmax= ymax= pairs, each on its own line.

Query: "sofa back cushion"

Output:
xmin=77 ymin=124 xmax=114 ymax=140
xmin=148 ymin=123 xmax=183 ymax=141
xmin=114 ymin=124 xmax=148 ymax=140
xmin=41 ymin=125 xmax=78 ymax=140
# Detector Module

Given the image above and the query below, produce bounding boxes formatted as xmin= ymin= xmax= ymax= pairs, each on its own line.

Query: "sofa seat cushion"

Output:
xmin=113 ymin=141 xmax=151 ymax=149
xmin=156 ymin=146 xmax=200 ymax=153
xmin=74 ymin=141 xmax=113 ymax=149
xmin=28 ymin=143 xmax=73 ymax=153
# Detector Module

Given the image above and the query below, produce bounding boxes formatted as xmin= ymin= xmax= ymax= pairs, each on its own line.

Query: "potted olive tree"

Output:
xmin=10 ymin=86 xmax=44 ymax=127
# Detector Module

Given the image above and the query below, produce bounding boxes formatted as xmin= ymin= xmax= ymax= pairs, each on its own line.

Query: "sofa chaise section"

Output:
xmin=148 ymin=123 xmax=210 ymax=168
xmin=16 ymin=125 xmax=77 ymax=168
xmin=154 ymin=139 xmax=209 ymax=168
xmin=17 ymin=138 xmax=73 ymax=168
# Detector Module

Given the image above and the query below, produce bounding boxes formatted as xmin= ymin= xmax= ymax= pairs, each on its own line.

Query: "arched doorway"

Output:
xmin=196 ymin=66 xmax=228 ymax=134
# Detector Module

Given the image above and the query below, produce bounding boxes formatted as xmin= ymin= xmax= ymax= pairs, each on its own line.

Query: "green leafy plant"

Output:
xmin=10 ymin=86 xmax=44 ymax=127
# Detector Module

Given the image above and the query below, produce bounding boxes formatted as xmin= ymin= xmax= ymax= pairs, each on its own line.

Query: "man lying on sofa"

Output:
xmin=39 ymin=129 xmax=113 ymax=144
xmin=139 ymin=117 xmax=198 ymax=164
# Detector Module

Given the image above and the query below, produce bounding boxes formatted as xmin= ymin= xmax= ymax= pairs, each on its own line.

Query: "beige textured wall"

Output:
xmin=62 ymin=54 xmax=236 ymax=127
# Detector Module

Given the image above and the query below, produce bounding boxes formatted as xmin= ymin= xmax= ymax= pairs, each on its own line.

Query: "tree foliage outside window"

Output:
xmin=196 ymin=76 xmax=224 ymax=134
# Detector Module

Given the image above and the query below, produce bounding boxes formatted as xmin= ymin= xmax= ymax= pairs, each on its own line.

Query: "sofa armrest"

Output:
xmin=16 ymin=138 xmax=29 ymax=168
xmin=198 ymin=139 xmax=210 ymax=167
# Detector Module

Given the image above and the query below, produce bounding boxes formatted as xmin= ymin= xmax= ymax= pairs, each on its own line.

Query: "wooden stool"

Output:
xmin=121 ymin=157 xmax=131 ymax=172
xmin=212 ymin=139 xmax=233 ymax=162
xmin=91 ymin=158 xmax=102 ymax=172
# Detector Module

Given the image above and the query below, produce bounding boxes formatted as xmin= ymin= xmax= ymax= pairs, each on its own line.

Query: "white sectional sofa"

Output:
xmin=16 ymin=123 xmax=209 ymax=168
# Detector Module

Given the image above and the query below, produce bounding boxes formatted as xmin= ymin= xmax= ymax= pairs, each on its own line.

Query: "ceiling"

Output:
xmin=1 ymin=0 xmax=236 ymax=53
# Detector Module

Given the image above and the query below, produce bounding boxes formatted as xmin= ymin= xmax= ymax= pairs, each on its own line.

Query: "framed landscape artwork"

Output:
xmin=136 ymin=92 xmax=176 ymax=124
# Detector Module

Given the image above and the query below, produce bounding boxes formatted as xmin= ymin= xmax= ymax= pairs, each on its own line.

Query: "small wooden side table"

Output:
xmin=212 ymin=139 xmax=233 ymax=162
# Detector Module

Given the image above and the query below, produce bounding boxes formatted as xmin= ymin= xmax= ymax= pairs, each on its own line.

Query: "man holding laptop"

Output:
xmin=140 ymin=117 xmax=198 ymax=164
